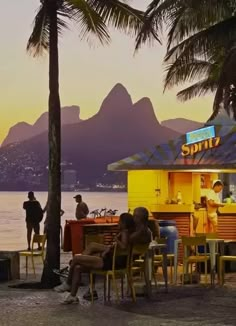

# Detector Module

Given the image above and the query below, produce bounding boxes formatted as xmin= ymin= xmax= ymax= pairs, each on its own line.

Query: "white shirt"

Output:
xmin=207 ymin=189 xmax=220 ymax=203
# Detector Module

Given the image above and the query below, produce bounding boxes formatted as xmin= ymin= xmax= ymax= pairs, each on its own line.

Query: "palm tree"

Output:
xmin=164 ymin=55 xmax=221 ymax=102
xmin=27 ymin=0 xmax=154 ymax=287
xmin=136 ymin=0 xmax=236 ymax=120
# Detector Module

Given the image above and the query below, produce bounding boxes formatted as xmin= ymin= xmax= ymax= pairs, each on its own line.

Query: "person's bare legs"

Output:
xmin=212 ymin=221 xmax=218 ymax=234
xmin=27 ymin=225 xmax=32 ymax=250
xmin=70 ymin=255 xmax=104 ymax=297
xmin=82 ymin=242 xmax=109 ymax=255
xmin=66 ymin=253 xmax=104 ymax=285
xmin=67 ymin=256 xmax=80 ymax=285
xmin=70 ymin=266 xmax=82 ymax=297
xmin=192 ymin=215 xmax=199 ymax=235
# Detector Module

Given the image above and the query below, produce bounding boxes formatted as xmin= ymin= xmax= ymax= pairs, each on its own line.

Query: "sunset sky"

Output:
xmin=0 ymin=0 xmax=213 ymax=144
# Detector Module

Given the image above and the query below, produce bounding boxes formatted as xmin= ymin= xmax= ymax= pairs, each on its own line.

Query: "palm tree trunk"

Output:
xmin=41 ymin=0 xmax=61 ymax=287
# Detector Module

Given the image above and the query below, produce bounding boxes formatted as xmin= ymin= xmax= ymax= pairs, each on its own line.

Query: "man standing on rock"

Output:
xmin=74 ymin=194 xmax=89 ymax=220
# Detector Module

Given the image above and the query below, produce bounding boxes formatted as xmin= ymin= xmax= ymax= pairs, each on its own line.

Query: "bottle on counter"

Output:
xmin=177 ymin=191 xmax=182 ymax=204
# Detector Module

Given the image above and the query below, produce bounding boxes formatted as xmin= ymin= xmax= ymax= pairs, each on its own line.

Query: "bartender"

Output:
xmin=206 ymin=180 xmax=225 ymax=233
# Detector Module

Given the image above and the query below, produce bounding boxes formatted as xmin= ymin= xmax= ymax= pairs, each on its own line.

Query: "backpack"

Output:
xmin=35 ymin=203 xmax=44 ymax=223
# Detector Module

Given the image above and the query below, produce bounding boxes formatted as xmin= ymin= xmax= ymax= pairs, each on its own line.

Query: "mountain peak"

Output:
xmin=133 ymin=97 xmax=160 ymax=125
xmin=134 ymin=97 xmax=153 ymax=109
xmin=111 ymin=83 xmax=129 ymax=93
xmin=98 ymin=83 xmax=132 ymax=115
xmin=2 ymin=105 xmax=81 ymax=147
xmin=161 ymin=118 xmax=204 ymax=134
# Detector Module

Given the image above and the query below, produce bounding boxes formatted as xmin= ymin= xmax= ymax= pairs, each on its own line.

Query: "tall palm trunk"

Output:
xmin=41 ymin=0 xmax=61 ymax=287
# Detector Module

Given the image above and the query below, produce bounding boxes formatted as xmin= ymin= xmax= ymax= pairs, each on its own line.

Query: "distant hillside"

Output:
xmin=0 ymin=83 xmax=180 ymax=190
xmin=161 ymin=118 xmax=204 ymax=134
xmin=2 ymin=105 xmax=82 ymax=147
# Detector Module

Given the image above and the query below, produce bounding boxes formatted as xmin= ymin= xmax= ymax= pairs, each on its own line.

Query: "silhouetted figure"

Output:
xmin=130 ymin=207 xmax=152 ymax=244
xmin=23 ymin=191 xmax=43 ymax=250
xmin=74 ymin=194 xmax=89 ymax=220
xmin=43 ymin=199 xmax=65 ymax=233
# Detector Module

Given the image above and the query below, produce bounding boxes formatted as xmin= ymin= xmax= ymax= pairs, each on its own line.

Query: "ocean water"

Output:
xmin=0 ymin=191 xmax=127 ymax=250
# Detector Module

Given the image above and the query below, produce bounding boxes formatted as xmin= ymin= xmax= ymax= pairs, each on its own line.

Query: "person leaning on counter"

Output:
xmin=206 ymin=180 xmax=225 ymax=233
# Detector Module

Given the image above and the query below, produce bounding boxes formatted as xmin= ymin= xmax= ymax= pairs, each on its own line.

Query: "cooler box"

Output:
xmin=159 ymin=220 xmax=179 ymax=253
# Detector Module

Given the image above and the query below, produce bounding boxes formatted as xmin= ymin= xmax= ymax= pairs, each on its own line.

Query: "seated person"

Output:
xmin=130 ymin=207 xmax=152 ymax=244
xmin=54 ymin=212 xmax=135 ymax=304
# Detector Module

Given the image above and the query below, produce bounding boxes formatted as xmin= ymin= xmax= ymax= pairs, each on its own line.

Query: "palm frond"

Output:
xmin=27 ymin=3 xmax=50 ymax=56
xmin=145 ymin=0 xmax=163 ymax=13
xmin=146 ymin=0 xmax=178 ymax=24
xmin=135 ymin=0 xmax=174 ymax=50
xmin=215 ymin=45 xmax=236 ymax=89
xmin=87 ymin=0 xmax=144 ymax=36
xmin=27 ymin=1 xmax=69 ymax=57
xmin=177 ymin=78 xmax=218 ymax=102
xmin=166 ymin=0 xmax=233 ymax=49
xmin=164 ymin=59 xmax=218 ymax=90
xmin=165 ymin=16 xmax=236 ymax=64
xmin=67 ymin=0 xmax=110 ymax=44
xmin=135 ymin=0 xmax=177 ymax=50
xmin=135 ymin=12 xmax=161 ymax=51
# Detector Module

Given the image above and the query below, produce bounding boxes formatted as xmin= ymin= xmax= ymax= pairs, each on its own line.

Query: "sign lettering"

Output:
xmin=181 ymin=137 xmax=220 ymax=156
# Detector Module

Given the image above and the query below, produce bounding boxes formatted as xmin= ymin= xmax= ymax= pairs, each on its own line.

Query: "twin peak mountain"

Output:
xmin=3 ymin=83 xmax=202 ymax=147
xmin=1 ymin=84 xmax=202 ymax=187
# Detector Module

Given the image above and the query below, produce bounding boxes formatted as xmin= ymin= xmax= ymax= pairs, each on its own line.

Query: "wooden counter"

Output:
xmin=82 ymin=223 xmax=119 ymax=247
xmin=152 ymin=205 xmax=236 ymax=242
xmin=150 ymin=204 xmax=194 ymax=213
xmin=151 ymin=211 xmax=192 ymax=240
xmin=218 ymin=204 xmax=236 ymax=215
xmin=151 ymin=204 xmax=195 ymax=240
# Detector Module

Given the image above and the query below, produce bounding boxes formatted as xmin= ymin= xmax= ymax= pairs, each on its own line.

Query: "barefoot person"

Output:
xmin=206 ymin=180 xmax=225 ymax=233
xmin=23 ymin=191 xmax=43 ymax=250
xmin=54 ymin=212 xmax=135 ymax=304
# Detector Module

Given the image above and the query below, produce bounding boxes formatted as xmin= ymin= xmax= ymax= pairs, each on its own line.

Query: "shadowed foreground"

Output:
xmin=0 ymin=282 xmax=236 ymax=326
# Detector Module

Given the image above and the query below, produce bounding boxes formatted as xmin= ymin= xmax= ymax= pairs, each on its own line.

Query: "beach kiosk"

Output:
xmin=108 ymin=120 xmax=236 ymax=242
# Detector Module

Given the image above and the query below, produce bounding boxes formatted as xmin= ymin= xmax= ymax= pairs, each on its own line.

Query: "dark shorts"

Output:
xmin=26 ymin=221 xmax=40 ymax=234
xmin=102 ymin=252 xmax=127 ymax=271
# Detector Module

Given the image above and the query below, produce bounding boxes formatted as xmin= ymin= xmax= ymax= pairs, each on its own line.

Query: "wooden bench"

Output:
xmin=219 ymin=255 xmax=236 ymax=285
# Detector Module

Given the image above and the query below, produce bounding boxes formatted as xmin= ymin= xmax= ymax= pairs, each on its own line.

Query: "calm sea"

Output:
xmin=0 ymin=191 xmax=127 ymax=250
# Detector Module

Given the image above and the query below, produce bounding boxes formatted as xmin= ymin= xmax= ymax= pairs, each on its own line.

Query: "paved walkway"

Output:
xmin=1 ymin=252 xmax=236 ymax=325
xmin=0 ymin=280 xmax=236 ymax=326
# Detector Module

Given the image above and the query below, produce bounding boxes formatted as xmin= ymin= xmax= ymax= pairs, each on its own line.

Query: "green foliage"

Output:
xmin=27 ymin=0 xmax=153 ymax=56
xmin=137 ymin=0 xmax=236 ymax=119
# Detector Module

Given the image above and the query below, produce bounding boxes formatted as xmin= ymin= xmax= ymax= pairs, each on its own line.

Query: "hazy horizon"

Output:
xmin=0 ymin=0 xmax=213 ymax=144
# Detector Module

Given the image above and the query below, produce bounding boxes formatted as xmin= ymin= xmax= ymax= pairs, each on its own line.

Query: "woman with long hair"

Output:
xmin=54 ymin=212 xmax=135 ymax=304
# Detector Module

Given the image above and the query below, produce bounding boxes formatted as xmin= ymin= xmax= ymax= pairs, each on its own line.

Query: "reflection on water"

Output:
xmin=0 ymin=191 xmax=127 ymax=250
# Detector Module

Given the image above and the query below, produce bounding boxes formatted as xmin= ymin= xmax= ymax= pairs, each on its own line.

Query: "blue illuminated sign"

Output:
xmin=186 ymin=126 xmax=215 ymax=145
